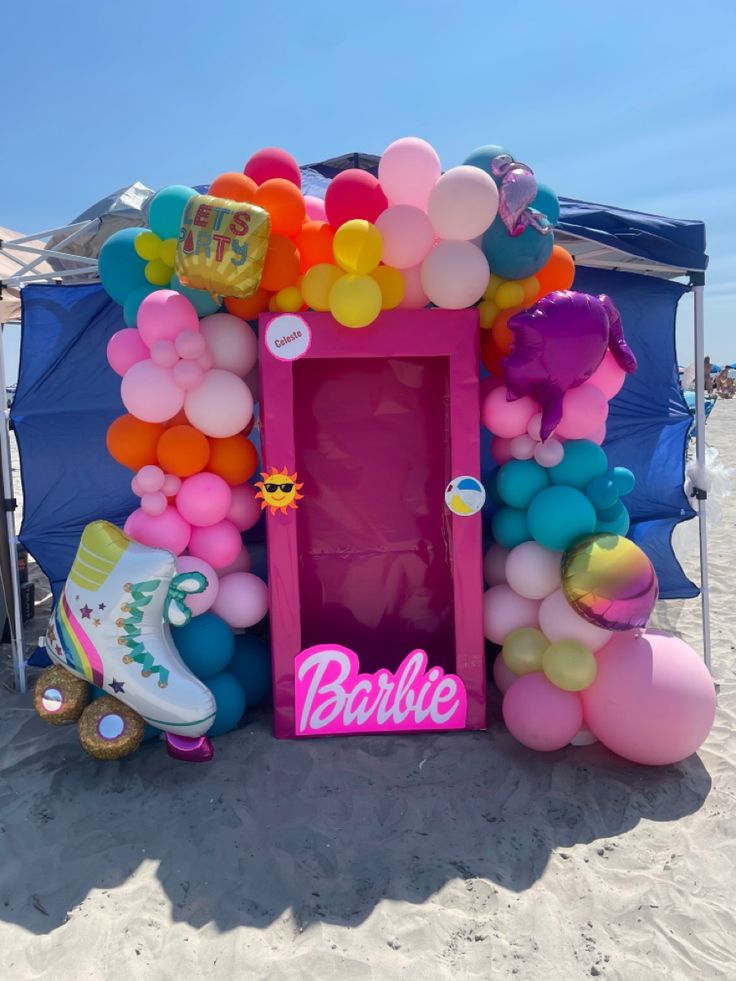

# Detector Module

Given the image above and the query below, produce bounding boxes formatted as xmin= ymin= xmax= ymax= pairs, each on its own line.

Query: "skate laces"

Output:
xmin=118 ymin=579 xmax=170 ymax=687
xmin=164 ymin=572 xmax=208 ymax=628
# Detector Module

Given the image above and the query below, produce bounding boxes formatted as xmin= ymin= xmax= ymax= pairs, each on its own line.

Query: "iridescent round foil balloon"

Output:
xmin=561 ymin=533 xmax=658 ymax=631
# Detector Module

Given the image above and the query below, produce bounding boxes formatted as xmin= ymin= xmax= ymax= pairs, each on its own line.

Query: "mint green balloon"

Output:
xmin=548 ymin=440 xmax=608 ymax=490
xmin=527 ymin=486 xmax=597 ymax=551
xmin=497 ymin=459 xmax=550 ymax=509
xmin=492 ymin=506 xmax=532 ymax=549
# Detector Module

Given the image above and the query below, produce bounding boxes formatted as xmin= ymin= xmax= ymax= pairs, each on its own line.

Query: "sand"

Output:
xmin=0 ymin=406 xmax=734 ymax=981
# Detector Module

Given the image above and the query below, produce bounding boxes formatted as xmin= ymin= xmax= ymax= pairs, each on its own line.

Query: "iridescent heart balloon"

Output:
xmin=491 ymin=154 xmax=551 ymax=237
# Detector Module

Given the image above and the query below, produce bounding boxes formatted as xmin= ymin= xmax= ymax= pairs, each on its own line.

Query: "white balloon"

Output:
xmin=199 ymin=313 xmax=258 ymax=378
xmin=483 ymin=544 xmax=509 ymax=586
xmin=184 ymin=369 xmax=253 ymax=438
xmin=427 ymin=166 xmax=499 ymax=241
xmin=505 ymin=541 xmax=562 ymax=600
xmin=538 ymin=588 xmax=612 ymax=652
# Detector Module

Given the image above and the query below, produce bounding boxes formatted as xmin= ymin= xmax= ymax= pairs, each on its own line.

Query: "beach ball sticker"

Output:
xmin=445 ymin=476 xmax=486 ymax=516
xmin=265 ymin=314 xmax=312 ymax=362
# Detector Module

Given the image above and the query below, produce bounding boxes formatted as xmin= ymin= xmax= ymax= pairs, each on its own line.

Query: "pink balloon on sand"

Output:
xmin=588 ymin=350 xmax=626 ymax=400
xmin=503 ymin=673 xmax=583 ymax=751
xmin=493 ymin=653 xmax=518 ymax=695
xmin=482 ymin=386 xmax=538 ymax=439
xmin=483 ymin=585 xmax=540 ymax=645
xmin=188 ymin=520 xmax=242 ymax=569
xmin=136 ymin=290 xmax=199 ymax=347
xmin=175 ymin=555 xmax=219 ymax=616
xmin=121 ymin=360 xmax=184 ymax=423
xmin=227 ymin=484 xmax=262 ymax=532
xmin=212 ymin=572 xmax=269 ymax=629
xmin=107 ymin=328 xmax=149 ymax=376
xmin=124 ymin=506 xmax=191 ymax=555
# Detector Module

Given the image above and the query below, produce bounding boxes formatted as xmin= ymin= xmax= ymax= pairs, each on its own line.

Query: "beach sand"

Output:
xmin=0 ymin=406 xmax=733 ymax=981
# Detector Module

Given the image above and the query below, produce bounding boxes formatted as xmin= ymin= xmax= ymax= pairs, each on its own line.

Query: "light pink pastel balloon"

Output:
xmin=136 ymin=290 xmax=199 ymax=347
xmin=527 ymin=413 xmax=543 ymax=441
xmin=198 ymin=351 xmax=214 ymax=371
xmin=491 ymin=437 xmax=514 ymax=466
xmin=538 ymin=588 xmax=611 ymax=652
xmin=150 ymin=339 xmax=179 ymax=368
xmin=375 ymin=205 xmax=435 ymax=269
xmin=227 ymin=484 xmax=262 ymax=532
xmin=483 ymin=544 xmax=509 ymax=586
xmin=107 ymin=328 xmax=149 ymax=376
xmin=534 ymin=438 xmax=565 ymax=467
xmin=510 ymin=434 xmax=536 ymax=460
xmin=483 ymin=585 xmax=540 ymax=645
xmin=505 ymin=541 xmax=561 ymax=600
xmin=176 ymin=473 xmax=232 ymax=527
xmin=175 ymin=330 xmax=206 ymax=360
xmin=136 ymin=464 xmax=165 ymax=492
xmin=556 ymin=384 xmax=609 ymax=440
xmin=305 ymin=195 xmax=327 ymax=221
xmin=212 ymin=572 xmax=269 ymax=629
xmin=427 ymin=166 xmax=499 ymax=241
xmin=503 ymin=673 xmax=583 ymax=751
xmin=188 ymin=519 xmax=242 ymax=569
xmin=482 ymin=385 xmax=538 ymax=439
xmin=588 ymin=350 xmax=626 ymax=400
xmin=124 ymin=506 xmax=191 ymax=555
xmin=378 ymin=137 xmax=441 ymax=210
xmin=397 ymin=263 xmax=429 ymax=309
xmin=420 ymin=240 xmax=489 ymax=309
xmin=140 ymin=491 xmax=168 ymax=516
xmin=121 ymin=360 xmax=184 ymax=423
xmin=218 ymin=545 xmax=252 ymax=576
xmin=493 ymin=653 xmax=518 ymax=695
xmin=175 ymin=555 xmax=219 ymax=616
xmin=173 ymin=359 xmax=204 ymax=391
xmin=199 ymin=313 xmax=258 ymax=377
xmin=162 ymin=473 xmax=182 ymax=497
xmin=184 ymin=369 xmax=253 ymax=438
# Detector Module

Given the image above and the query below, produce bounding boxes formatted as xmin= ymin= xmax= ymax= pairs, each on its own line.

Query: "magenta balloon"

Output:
xmin=121 ymin=360 xmax=185 ymax=423
xmin=244 ymin=147 xmax=301 ymax=187
xmin=305 ymin=195 xmax=327 ymax=221
xmin=504 ymin=291 xmax=637 ymax=440
xmin=124 ymin=506 xmax=191 ymax=555
xmin=581 ymin=630 xmax=717 ymax=765
xmin=175 ymin=555 xmax=219 ymax=616
xmin=212 ymin=572 xmax=269 ymax=629
xmin=503 ymin=673 xmax=583 ymax=751
xmin=107 ymin=328 xmax=149 ymax=376
xmin=378 ymin=137 xmax=441 ymax=210
xmin=176 ymin=473 xmax=232 ymax=527
xmin=375 ymin=205 xmax=435 ymax=269
xmin=137 ymin=290 xmax=199 ymax=347
xmin=188 ymin=519 xmax=242 ymax=569
xmin=227 ymin=484 xmax=262 ymax=532
xmin=555 ymin=384 xmax=609 ymax=440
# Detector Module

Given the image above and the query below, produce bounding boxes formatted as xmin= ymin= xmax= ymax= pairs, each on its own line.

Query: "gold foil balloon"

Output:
xmin=502 ymin=627 xmax=548 ymax=675
xmin=542 ymin=640 xmax=597 ymax=692
xmin=175 ymin=194 xmax=271 ymax=299
xmin=78 ymin=696 xmax=146 ymax=760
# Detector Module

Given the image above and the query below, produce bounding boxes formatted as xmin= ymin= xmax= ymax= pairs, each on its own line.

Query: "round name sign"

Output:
xmin=265 ymin=314 xmax=312 ymax=362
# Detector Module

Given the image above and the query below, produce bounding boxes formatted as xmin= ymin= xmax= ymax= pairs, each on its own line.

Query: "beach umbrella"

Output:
xmin=710 ymin=363 xmax=721 ymax=373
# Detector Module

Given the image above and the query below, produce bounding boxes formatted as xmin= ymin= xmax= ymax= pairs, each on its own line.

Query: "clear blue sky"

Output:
xmin=2 ymin=0 xmax=734 ymax=378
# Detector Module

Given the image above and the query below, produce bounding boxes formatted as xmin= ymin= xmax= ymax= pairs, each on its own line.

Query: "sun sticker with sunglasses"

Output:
xmin=255 ymin=466 xmax=304 ymax=516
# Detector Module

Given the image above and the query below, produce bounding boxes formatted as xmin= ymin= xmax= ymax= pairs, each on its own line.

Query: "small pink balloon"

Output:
xmin=212 ymin=572 xmax=269 ymax=629
xmin=227 ymin=484 xmax=262 ymax=532
xmin=150 ymin=339 xmax=179 ymax=368
xmin=538 ymin=588 xmax=611 ymax=652
xmin=503 ymin=673 xmax=583 ymax=752
xmin=556 ymin=384 xmax=609 ymax=440
xmin=305 ymin=195 xmax=327 ymax=221
xmin=588 ymin=350 xmax=626 ymax=400
xmin=131 ymin=475 xmax=144 ymax=496
xmin=136 ymin=464 xmax=165 ymax=493
xmin=121 ymin=360 xmax=184 ymax=423
xmin=176 ymin=473 xmax=232 ymax=527
xmin=184 ymin=369 xmax=253 ymax=438
xmin=107 ymin=328 xmax=149 ymax=376
xmin=378 ymin=137 xmax=441 ymax=210
xmin=398 ymin=263 xmax=429 ymax=310
xmin=483 ymin=544 xmax=509 ymax=586
xmin=188 ymin=519 xmax=242 ymax=569
xmin=375 ymin=205 xmax=435 ymax=269
xmin=483 ymin=585 xmax=540 ymax=645
xmin=218 ymin=545 xmax=252 ymax=576
xmin=493 ymin=653 xmax=519 ymax=695
xmin=175 ymin=555 xmax=219 ymax=616
xmin=198 ymin=351 xmax=214 ymax=371
xmin=124 ymin=506 xmax=191 ymax=555
xmin=141 ymin=491 xmax=167 ymax=516
xmin=175 ymin=330 xmax=206 ymax=360
xmin=136 ymin=290 xmax=199 ymax=347
xmin=527 ymin=413 xmax=543 ymax=441
xmin=162 ymin=473 xmax=182 ymax=496
xmin=534 ymin=438 xmax=565 ymax=468
xmin=482 ymin=386 xmax=538 ymax=439
xmin=510 ymin=434 xmax=536 ymax=460
xmin=173 ymin=359 xmax=204 ymax=391
xmin=491 ymin=437 xmax=514 ymax=466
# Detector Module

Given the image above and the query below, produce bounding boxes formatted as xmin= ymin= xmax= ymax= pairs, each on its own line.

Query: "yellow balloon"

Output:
xmin=333 ymin=219 xmax=383 ymax=275
xmin=329 ymin=274 xmax=382 ymax=329
xmin=502 ymin=628 xmax=548 ymax=675
xmin=495 ymin=281 xmax=525 ymax=309
xmin=519 ymin=276 xmax=540 ymax=304
xmin=478 ymin=298 xmax=499 ymax=330
xmin=144 ymin=259 xmax=173 ymax=286
xmin=371 ymin=265 xmax=404 ymax=310
xmin=483 ymin=273 xmax=504 ymax=301
xmin=542 ymin=640 xmax=597 ymax=692
xmin=159 ymin=238 xmax=178 ymax=267
xmin=135 ymin=231 xmax=162 ymax=261
xmin=302 ymin=263 xmax=342 ymax=311
xmin=268 ymin=293 xmax=281 ymax=312
xmin=274 ymin=285 xmax=303 ymax=313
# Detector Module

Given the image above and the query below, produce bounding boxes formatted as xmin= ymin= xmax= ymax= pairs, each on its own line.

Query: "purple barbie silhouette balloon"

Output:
xmin=504 ymin=291 xmax=637 ymax=440
xmin=491 ymin=154 xmax=552 ymax=238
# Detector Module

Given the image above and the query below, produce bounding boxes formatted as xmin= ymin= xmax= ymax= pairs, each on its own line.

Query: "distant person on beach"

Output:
xmin=716 ymin=366 xmax=733 ymax=398
xmin=704 ymin=357 xmax=714 ymax=394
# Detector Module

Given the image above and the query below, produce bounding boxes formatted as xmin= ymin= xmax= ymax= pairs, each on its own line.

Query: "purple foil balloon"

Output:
xmin=165 ymin=732 xmax=214 ymax=762
xmin=504 ymin=291 xmax=637 ymax=440
xmin=491 ymin=154 xmax=552 ymax=237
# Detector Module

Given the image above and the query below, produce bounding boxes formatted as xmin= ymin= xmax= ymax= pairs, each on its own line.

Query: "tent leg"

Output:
xmin=0 ymin=327 xmax=26 ymax=692
xmin=692 ymin=282 xmax=712 ymax=672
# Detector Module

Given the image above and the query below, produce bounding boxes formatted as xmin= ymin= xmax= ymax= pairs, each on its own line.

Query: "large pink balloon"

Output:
xmin=398 ymin=264 xmax=429 ymax=310
xmin=581 ymin=630 xmax=716 ymax=765
xmin=375 ymin=205 xmax=435 ymax=269
xmin=124 ymin=506 xmax=191 ymax=555
xmin=136 ymin=290 xmax=199 ymax=347
xmin=556 ymin=384 xmax=609 ymax=440
xmin=493 ymin=653 xmax=518 ymax=695
xmin=538 ymin=588 xmax=611 ymax=652
xmin=503 ymin=673 xmax=583 ymax=751
xmin=176 ymin=473 xmax=232 ymax=527
xmin=505 ymin=541 xmax=561 ymax=600
xmin=244 ymin=147 xmax=301 ymax=188
xmin=121 ymin=360 xmax=185 ymax=423
xmin=588 ymin=350 xmax=626 ymax=400
xmin=427 ymin=166 xmax=499 ymax=241
xmin=483 ymin=585 xmax=540 ymax=645
xmin=175 ymin=555 xmax=219 ymax=616
xmin=227 ymin=484 xmax=262 ymax=532
xmin=188 ymin=519 xmax=242 ymax=569
xmin=184 ymin=369 xmax=253 ymax=438
xmin=212 ymin=572 xmax=269 ymax=629
xmin=482 ymin=385 xmax=538 ymax=439
xmin=199 ymin=313 xmax=258 ymax=377
xmin=421 ymin=241 xmax=489 ymax=309
xmin=107 ymin=328 xmax=149 ymax=376
xmin=378 ymin=137 xmax=441 ymax=210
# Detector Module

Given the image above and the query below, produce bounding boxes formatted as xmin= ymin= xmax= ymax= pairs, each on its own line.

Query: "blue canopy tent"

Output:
xmin=1 ymin=154 xmax=710 ymax=692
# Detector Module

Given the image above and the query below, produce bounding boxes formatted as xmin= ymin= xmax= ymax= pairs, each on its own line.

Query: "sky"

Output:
xmin=1 ymin=0 xmax=734 ymax=380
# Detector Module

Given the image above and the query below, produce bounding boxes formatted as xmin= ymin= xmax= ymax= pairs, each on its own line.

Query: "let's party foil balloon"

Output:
xmin=175 ymin=194 xmax=271 ymax=299
xmin=561 ymin=533 xmax=658 ymax=631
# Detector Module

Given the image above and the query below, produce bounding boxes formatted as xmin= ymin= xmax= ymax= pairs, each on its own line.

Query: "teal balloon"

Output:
xmin=492 ymin=506 xmax=532 ymax=549
xmin=170 ymin=273 xmax=221 ymax=317
xmin=462 ymin=144 xmax=508 ymax=183
xmin=91 ymin=686 xmax=158 ymax=741
xmin=206 ymin=670 xmax=246 ymax=736
xmin=98 ymin=228 xmax=148 ymax=305
xmin=497 ymin=459 xmax=550 ymax=509
xmin=611 ymin=466 xmax=636 ymax=496
xmin=549 ymin=440 xmax=608 ymax=490
xmin=229 ymin=635 xmax=272 ymax=708
xmin=481 ymin=216 xmax=553 ymax=280
xmin=527 ymin=485 xmax=597 ymax=551
xmin=148 ymin=185 xmax=197 ymax=240
xmin=595 ymin=501 xmax=630 ymax=536
xmin=172 ymin=613 xmax=235 ymax=679
xmin=586 ymin=475 xmax=619 ymax=511
xmin=532 ymin=183 xmax=560 ymax=226
xmin=123 ymin=284 xmax=159 ymax=327
xmin=487 ymin=471 xmax=503 ymax=507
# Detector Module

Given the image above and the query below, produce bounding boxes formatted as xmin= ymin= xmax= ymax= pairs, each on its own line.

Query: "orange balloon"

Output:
xmin=481 ymin=332 xmax=507 ymax=377
xmin=225 ymin=287 xmax=272 ymax=321
xmin=261 ymin=234 xmax=300 ymax=292
xmin=491 ymin=306 xmax=522 ymax=354
xmin=207 ymin=435 xmax=258 ymax=485
xmin=156 ymin=425 xmax=210 ymax=477
xmin=295 ymin=221 xmax=335 ymax=272
xmin=208 ymin=172 xmax=258 ymax=203
xmin=536 ymin=245 xmax=575 ymax=296
xmin=106 ymin=415 xmax=165 ymax=471
xmin=253 ymin=178 xmax=306 ymax=238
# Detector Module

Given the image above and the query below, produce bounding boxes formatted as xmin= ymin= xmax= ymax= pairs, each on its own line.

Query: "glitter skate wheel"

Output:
xmin=78 ymin=696 xmax=146 ymax=760
xmin=33 ymin=666 xmax=91 ymax=725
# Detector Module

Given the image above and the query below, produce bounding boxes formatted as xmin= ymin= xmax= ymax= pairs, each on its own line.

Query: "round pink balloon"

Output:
xmin=121 ymin=360 xmax=184 ymax=423
xmin=483 ymin=585 xmax=540 ymax=645
xmin=378 ymin=137 xmax=441 ymax=210
xmin=227 ymin=484 xmax=262 ymax=532
xmin=107 ymin=328 xmax=149 ymax=376
xmin=141 ymin=491 xmax=167 ymax=516
xmin=198 ymin=350 xmax=214 ymax=372
xmin=305 ymin=195 xmax=327 ymax=221
xmin=162 ymin=473 xmax=182 ymax=497
xmin=218 ymin=545 xmax=252 ymax=576
xmin=244 ymin=147 xmax=301 ymax=187
xmin=421 ymin=240 xmax=489 ymax=309
xmin=427 ymin=166 xmax=499 ymax=241
xmin=556 ymin=384 xmax=609 ymax=440
xmin=175 ymin=330 xmax=206 ymax=360
xmin=184 ymin=369 xmax=253 ymax=438
xmin=375 ymin=205 xmax=435 ymax=269
xmin=136 ymin=464 xmax=165 ymax=493
xmin=199 ymin=313 xmax=258 ymax=377
xmin=136 ymin=290 xmax=199 ymax=347
xmin=538 ymin=588 xmax=612 ymax=652
xmin=588 ymin=350 xmax=626 ymax=400
xmin=493 ymin=653 xmax=518 ymax=695
xmin=484 ymin=543 xmax=509 ymax=587
xmin=176 ymin=473 xmax=232 ymax=527
xmin=173 ymin=360 xmax=204 ymax=391
xmin=150 ymin=339 xmax=179 ymax=368
xmin=482 ymin=386 xmax=538 ymax=439
xmin=534 ymin=439 xmax=565 ymax=467
xmin=582 ymin=630 xmax=716 ymax=765
xmin=212 ymin=572 xmax=269 ymax=629
xmin=175 ymin=555 xmax=219 ymax=616
xmin=510 ymin=434 xmax=535 ymax=460
xmin=398 ymin=264 xmax=429 ymax=310
xmin=505 ymin=541 xmax=561 ymax=600
xmin=588 ymin=424 xmax=607 ymax=446
xmin=124 ymin=506 xmax=191 ymax=555
xmin=491 ymin=437 xmax=514 ymax=466
xmin=503 ymin=673 xmax=583 ymax=751
xmin=188 ymin=519 xmax=242 ymax=569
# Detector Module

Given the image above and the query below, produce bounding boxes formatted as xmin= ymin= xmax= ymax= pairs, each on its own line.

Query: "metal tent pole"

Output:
xmin=691 ymin=275 xmax=712 ymax=671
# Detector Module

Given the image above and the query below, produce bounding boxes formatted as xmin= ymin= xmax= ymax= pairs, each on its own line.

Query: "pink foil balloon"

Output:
xmin=136 ymin=290 xmax=199 ymax=347
xmin=556 ymin=384 xmax=609 ymax=440
xmin=150 ymin=339 xmax=179 ymax=368
xmin=188 ymin=519 xmax=242 ymax=569
xmin=503 ymin=673 xmax=583 ymax=751
xmin=482 ymin=385 xmax=538 ymax=439
xmin=375 ymin=205 xmax=435 ymax=269
xmin=124 ymin=506 xmax=191 ymax=555
xmin=175 ymin=555 xmax=219 ymax=616
xmin=121 ymin=360 xmax=184 ymax=423
xmin=493 ymin=653 xmax=518 ymax=695
xmin=483 ymin=585 xmax=540 ymax=645
xmin=211 ymin=572 xmax=269 ymax=629
xmin=588 ymin=349 xmax=627 ymax=400
xmin=378 ymin=137 xmax=441 ymax=210
xmin=107 ymin=328 xmax=149 ymax=376
xmin=227 ymin=484 xmax=262 ymax=532
xmin=184 ymin=369 xmax=254 ymax=438
xmin=398 ymin=264 xmax=429 ymax=310
xmin=176 ymin=473 xmax=232 ymax=527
